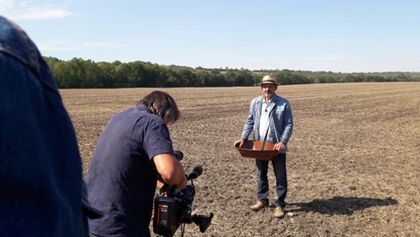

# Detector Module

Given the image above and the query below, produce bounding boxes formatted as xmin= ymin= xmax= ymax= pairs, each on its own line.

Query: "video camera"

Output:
xmin=153 ymin=150 xmax=214 ymax=237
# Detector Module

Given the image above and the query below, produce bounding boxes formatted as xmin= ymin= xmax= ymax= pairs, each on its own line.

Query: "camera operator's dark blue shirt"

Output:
xmin=0 ymin=16 xmax=83 ymax=236
xmin=87 ymin=104 xmax=174 ymax=237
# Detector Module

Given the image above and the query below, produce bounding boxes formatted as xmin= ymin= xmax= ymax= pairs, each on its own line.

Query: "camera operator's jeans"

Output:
xmin=255 ymin=153 xmax=287 ymax=208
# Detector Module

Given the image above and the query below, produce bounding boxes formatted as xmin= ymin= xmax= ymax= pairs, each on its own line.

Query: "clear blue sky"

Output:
xmin=2 ymin=0 xmax=420 ymax=72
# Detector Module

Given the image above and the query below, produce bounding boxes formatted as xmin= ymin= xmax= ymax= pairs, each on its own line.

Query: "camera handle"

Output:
xmin=159 ymin=165 xmax=203 ymax=195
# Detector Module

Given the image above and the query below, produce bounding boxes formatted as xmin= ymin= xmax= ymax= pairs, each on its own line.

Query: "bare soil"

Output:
xmin=61 ymin=82 xmax=420 ymax=237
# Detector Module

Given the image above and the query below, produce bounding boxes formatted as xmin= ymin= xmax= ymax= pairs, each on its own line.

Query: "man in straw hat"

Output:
xmin=234 ymin=75 xmax=293 ymax=218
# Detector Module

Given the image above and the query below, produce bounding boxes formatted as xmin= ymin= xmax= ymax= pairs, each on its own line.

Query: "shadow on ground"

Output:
xmin=288 ymin=196 xmax=398 ymax=215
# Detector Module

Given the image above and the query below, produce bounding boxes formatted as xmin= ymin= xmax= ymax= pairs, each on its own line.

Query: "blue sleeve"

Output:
xmin=280 ymin=102 xmax=293 ymax=143
xmin=241 ymin=99 xmax=256 ymax=140
xmin=143 ymin=120 xmax=174 ymax=159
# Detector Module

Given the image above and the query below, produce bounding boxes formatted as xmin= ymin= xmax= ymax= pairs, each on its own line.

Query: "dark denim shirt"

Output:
xmin=0 ymin=16 xmax=83 ymax=236
xmin=87 ymin=104 xmax=174 ymax=237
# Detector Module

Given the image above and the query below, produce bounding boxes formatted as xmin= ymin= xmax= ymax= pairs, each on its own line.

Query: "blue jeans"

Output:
xmin=255 ymin=153 xmax=287 ymax=208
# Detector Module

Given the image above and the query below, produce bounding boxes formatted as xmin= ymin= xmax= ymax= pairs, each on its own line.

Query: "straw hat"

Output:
xmin=260 ymin=75 xmax=277 ymax=85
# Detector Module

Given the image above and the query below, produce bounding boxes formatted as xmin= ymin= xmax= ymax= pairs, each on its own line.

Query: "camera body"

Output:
xmin=153 ymin=155 xmax=213 ymax=237
xmin=153 ymin=185 xmax=195 ymax=236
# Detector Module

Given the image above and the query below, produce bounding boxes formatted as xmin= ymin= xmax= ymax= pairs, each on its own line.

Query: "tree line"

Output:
xmin=44 ymin=57 xmax=420 ymax=88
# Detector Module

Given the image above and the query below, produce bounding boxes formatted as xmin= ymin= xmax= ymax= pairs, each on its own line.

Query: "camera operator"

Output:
xmin=86 ymin=91 xmax=187 ymax=237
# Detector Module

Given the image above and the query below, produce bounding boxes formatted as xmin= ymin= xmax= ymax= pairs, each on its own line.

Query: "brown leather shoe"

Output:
xmin=274 ymin=207 xmax=285 ymax=218
xmin=250 ymin=201 xmax=268 ymax=211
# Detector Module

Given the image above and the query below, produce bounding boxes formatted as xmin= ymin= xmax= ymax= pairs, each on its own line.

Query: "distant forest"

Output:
xmin=44 ymin=57 xmax=420 ymax=88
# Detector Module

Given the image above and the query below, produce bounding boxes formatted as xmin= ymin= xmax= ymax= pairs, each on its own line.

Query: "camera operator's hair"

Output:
xmin=138 ymin=91 xmax=180 ymax=124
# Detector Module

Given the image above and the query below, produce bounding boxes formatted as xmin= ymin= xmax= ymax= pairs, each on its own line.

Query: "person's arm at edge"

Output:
xmin=153 ymin=153 xmax=187 ymax=189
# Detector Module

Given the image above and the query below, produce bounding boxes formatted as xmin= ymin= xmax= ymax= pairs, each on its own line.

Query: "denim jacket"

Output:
xmin=241 ymin=93 xmax=293 ymax=152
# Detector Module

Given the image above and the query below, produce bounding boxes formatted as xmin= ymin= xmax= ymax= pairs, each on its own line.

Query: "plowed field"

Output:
xmin=61 ymin=82 xmax=420 ymax=237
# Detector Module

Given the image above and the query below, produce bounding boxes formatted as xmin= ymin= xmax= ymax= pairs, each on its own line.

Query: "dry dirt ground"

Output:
xmin=61 ymin=82 xmax=420 ymax=237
